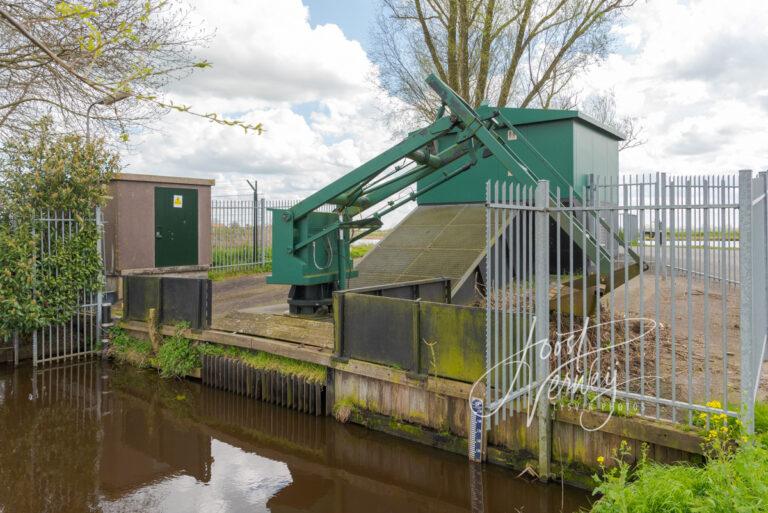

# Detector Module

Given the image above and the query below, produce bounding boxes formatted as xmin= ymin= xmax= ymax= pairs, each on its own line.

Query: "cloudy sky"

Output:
xmin=122 ymin=0 xmax=768 ymax=203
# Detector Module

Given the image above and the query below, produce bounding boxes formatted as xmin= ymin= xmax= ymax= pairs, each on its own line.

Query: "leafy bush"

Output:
xmin=0 ymin=118 xmax=117 ymax=338
xmin=589 ymin=413 xmax=768 ymax=513
xmin=156 ymin=333 xmax=200 ymax=378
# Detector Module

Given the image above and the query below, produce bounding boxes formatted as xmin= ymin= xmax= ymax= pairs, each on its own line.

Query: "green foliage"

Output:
xmin=588 ymin=434 xmax=768 ymax=512
xmin=108 ymin=324 xmax=327 ymax=382
xmin=156 ymin=327 xmax=200 ymax=378
xmin=756 ymin=401 xmax=768 ymax=447
xmin=233 ymin=349 xmax=326 ymax=382
xmin=755 ymin=401 xmax=768 ymax=434
xmin=109 ymin=327 xmax=152 ymax=368
xmin=0 ymin=119 xmax=117 ymax=338
xmin=350 ymin=243 xmax=375 ymax=259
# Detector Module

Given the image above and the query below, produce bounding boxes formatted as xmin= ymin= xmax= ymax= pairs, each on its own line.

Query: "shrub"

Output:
xmin=108 ymin=327 xmax=152 ymax=368
xmin=0 ymin=118 xmax=117 ymax=338
xmin=156 ymin=329 xmax=201 ymax=378
xmin=589 ymin=434 xmax=768 ymax=512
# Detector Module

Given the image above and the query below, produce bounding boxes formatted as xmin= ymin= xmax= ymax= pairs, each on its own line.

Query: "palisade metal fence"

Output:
xmin=592 ymin=173 xmax=741 ymax=287
xmin=32 ymin=209 xmax=104 ymax=366
xmin=211 ymin=197 xmax=333 ymax=272
xmin=485 ymin=171 xmax=767 ymax=433
xmin=0 ymin=208 xmax=105 ymax=365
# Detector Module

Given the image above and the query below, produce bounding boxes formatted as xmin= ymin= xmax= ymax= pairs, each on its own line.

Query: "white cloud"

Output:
xmin=171 ymin=0 xmax=372 ymax=103
xmin=581 ymin=0 xmax=768 ymax=173
xmin=122 ymin=0 xmax=402 ymax=210
xmin=126 ymin=0 xmax=768 ymax=217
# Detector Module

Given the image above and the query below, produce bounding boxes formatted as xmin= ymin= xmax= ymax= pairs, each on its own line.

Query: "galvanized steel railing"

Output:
xmin=32 ymin=209 xmax=104 ymax=365
xmin=485 ymin=171 xmax=767 ymax=433
xmin=211 ymin=198 xmax=333 ymax=272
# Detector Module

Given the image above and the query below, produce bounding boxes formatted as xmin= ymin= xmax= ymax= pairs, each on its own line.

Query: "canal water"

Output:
xmin=0 ymin=361 xmax=590 ymax=513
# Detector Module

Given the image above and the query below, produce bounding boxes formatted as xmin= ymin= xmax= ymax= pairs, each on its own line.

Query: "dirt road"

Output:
xmin=211 ymin=273 xmax=288 ymax=319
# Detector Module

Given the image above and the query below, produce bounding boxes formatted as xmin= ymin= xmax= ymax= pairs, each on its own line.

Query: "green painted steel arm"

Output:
xmin=353 ymin=142 xmax=473 ymax=208
xmin=288 ymin=117 xmax=455 ymax=221
xmin=293 ymin=149 xmax=479 ymax=252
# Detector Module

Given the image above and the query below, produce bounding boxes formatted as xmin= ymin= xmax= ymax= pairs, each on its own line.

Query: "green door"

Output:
xmin=154 ymin=187 xmax=198 ymax=267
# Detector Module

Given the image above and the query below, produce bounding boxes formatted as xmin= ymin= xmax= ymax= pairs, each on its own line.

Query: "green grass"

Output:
xmin=109 ymin=327 xmax=152 ymax=368
xmin=209 ymin=243 xmax=374 ymax=280
xmin=108 ymin=325 xmax=326 ymax=382
xmin=211 ymin=244 xmax=272 ymax=268
xmin=590 ymin=444 xmax=768 ymax=513
xmin=755 ymin=401 xmax=768 ymax=446
xmin=208 ymin=264 xmax=271 ymax=281
xmin=625 ymin=229 xmax=740 ymax=241
xmin=588 ymin=402 xmax=768 ymax=513
xmin=198 ymin=343 xmax=326 ymax=382
xmin=350 ymin=243 xmax=375 ymax=259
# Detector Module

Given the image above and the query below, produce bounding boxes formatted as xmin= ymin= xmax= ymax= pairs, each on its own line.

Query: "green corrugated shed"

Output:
xmin=417 ymin=107 xmax=624 ymax=204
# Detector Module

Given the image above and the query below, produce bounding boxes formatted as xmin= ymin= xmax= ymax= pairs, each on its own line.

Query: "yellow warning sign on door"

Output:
xmin=173 ymin=195 xmax=183 ymax=208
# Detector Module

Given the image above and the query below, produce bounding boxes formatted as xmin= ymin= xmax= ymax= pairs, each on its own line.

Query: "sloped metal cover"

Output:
xmin=350 ymin=204 xmax=487 ymax=292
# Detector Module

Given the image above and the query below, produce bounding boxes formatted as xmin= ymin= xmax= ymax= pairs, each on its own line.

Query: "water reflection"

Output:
xmin=0 ymin=361 xmax=590 ymax=513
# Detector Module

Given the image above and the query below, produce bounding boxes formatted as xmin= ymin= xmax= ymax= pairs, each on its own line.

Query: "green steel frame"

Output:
xmin=267 ymin=74 xmax=638 ymax=309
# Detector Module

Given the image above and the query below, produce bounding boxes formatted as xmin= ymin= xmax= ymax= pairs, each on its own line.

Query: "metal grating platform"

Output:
xmin=350 ymin=204 xmax=491 ymax=296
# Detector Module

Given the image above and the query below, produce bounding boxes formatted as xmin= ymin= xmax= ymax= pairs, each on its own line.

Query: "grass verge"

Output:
xmin=587 ymin=404 xmax=768 ymax=512
xmin=350 ymin=243 xmax=374 ymax=259
xmin=108 ymin=325 xmax=326 ymax=382
xmin=207 ymin=264 xmax=272 ymax=281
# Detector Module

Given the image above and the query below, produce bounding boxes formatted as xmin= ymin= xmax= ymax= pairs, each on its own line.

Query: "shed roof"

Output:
xmin=500 ymin=107 xmax=625 ymax=141
xmin=113 ymin=173 xmax=215 ymax=187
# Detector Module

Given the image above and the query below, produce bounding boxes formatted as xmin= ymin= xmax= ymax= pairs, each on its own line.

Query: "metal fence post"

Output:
xmin=739 ymin=169 xmax=755 ymax=434
xmin=761 ymin=171 xmax=768 ymax=364
xmin=260 ymin=198 xmax=267 ymax=265
xmin=248 ymin=179 xmax=258 ymax=265
xmin=95 ymin=206 xmax=103 ymax=352
xmin=484 ymin=180 xmax=492 ymax=428
xmin=12 ymin=331 xmax=18 ymax=367
xmin=585 ymin=174 xmax=594 ymax=275
xmin=534 ymin=179 xmax=551 ymax=479
xmin=659 ymin=172 xmax=668 ymax=275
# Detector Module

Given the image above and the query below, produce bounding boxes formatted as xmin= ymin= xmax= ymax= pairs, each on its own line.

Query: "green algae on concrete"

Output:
xmin=418 ymin=302 xmax=489 ymax=383
xmin=350 ymin=408 xmax=468 ymax=457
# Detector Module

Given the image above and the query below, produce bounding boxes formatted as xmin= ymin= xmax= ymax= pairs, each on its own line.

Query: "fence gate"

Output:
xmin=32 ymin=209 xmax=104 ymax=366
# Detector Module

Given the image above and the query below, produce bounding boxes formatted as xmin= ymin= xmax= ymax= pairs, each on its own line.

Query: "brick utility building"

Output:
xmin=103 ymin=173 xmax=214 ymax=293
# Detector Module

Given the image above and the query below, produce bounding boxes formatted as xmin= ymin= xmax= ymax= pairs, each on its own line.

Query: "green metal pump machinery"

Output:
xmin=267 ymin=74 xmax=639 ymax=314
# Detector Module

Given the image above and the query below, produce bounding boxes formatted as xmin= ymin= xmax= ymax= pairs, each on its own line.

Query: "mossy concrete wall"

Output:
xmin=333 ymin=363 xmax=704 ymax=489
xmin=337 ymin=294 xmax=488 ymax=383
xmin=120 ymin=317 xmax=704 ymax=489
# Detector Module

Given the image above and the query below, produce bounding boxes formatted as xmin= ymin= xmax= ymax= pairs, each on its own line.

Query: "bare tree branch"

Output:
xmin=373 ymin=0 xmax=636 ymax=128
xmin=582 ymin=88 xmax=645 ymax=151
xmin=0 ymin=1 xmax=263 ymax=141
